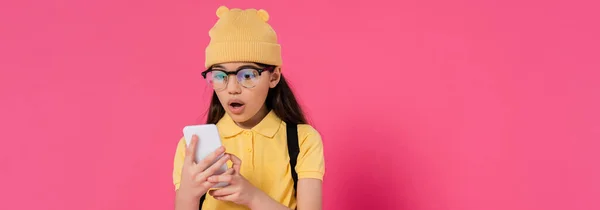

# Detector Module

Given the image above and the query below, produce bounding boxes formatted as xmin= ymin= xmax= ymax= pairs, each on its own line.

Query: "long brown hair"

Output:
xmin=205 ymin=63 xmax=308 ymax=125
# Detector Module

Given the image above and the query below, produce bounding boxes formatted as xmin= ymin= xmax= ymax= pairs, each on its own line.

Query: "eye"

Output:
xmin=237 ymin=69 xmax=259 ymax=80
xmin=211 ymin=71 xmax=227 ymax=81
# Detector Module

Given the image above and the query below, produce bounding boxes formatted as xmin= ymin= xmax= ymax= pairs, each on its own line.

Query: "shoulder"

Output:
xmin=297 ymin=124 xmax=321 ymax=139
xmin=176 ymin=136 xmax=187 ymax=149
xmin=293 ymin=124 xmax=323 ymax=147
xmin=290 ymin=124 xmax=326 ymax=179
xmin=172 ymin=137 xmax=187 ymax=190
xmin=174 ymin=137 xmax=187 ymax=157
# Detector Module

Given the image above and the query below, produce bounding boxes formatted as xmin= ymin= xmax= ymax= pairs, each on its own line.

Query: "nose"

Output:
xmin=225 ymin=75 xmax=242 ymax=94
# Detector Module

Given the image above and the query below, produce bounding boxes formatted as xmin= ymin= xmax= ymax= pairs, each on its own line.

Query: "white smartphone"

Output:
xmin=182 ymin=124 xmax=229 ymax=188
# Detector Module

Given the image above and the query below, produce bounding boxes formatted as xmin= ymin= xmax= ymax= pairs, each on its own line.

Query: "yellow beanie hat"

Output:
xmin=205 ymin=6 xmax=282 ymax=69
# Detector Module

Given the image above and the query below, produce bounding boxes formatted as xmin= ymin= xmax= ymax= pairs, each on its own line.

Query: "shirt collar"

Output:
xmin=216 ymin=110 xmax=283 ymax=138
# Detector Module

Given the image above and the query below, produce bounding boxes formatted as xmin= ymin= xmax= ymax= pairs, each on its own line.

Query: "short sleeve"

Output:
xmin=294 ymin=125 xmax=325 ymax=180
xmin=172 ymin=137 xmax=187 ymax=190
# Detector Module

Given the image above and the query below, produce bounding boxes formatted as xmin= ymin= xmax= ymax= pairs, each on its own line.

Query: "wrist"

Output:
xmin=176 ymin=188 xmax=201 ymax=203
xmin=175 ymin=192 xmax=200 ymax=210
xmin=248 ymin=189 xmax=267 ymax=210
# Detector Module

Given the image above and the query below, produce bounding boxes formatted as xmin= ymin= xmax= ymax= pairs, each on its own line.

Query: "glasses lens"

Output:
xmin=207 ymin=71 xmax=227 ymax=90
xmin=237 ymin=69 xmax=260 ymax=88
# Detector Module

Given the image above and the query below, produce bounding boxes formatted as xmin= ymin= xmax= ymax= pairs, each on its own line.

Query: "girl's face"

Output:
xmin=205 ymin=62 xmax=281 ymax=127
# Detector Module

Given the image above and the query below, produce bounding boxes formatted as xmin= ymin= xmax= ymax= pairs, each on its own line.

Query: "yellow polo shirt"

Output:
xmin=172 ymin=110 xmax=325 ymax=209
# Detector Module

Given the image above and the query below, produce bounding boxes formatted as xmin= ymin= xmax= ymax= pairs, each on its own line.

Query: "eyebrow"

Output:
xmin=211 ymin=64 xmax=225 ymax=69
xmin=210 ymin=64 xmax=262 ymax=71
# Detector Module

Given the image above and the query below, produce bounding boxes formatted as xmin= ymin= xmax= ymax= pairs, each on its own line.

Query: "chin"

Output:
xmin=227 ymin=111 xmax=254 ymax=123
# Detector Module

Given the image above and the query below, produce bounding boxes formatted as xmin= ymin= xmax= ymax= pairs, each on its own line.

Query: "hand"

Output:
xmin=207 ymin=154 xmax=262 ymax=207
xmin=178 ymin=135 xmax=231 ymax=200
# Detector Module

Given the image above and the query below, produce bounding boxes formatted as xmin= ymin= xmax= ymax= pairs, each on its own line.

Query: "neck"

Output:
xmin=236 ymin=104 xmax=269 ymax=129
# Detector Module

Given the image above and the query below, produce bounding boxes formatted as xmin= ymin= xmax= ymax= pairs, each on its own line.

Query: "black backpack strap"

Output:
xmin=198 ymin=193 xmax=206 ymax=210
xmin=199 ymin=123 xmax=300 ymax=210
xmin=286 ymin=123 xmax=300 ymax=194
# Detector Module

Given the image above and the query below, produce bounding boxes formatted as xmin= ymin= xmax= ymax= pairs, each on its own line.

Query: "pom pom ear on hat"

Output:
xmin=216 ymin=6 xmax=229 ymax=18
xmin=257 ymin=9 xmax=269 ymax=22
xmin=215 ymin=6 xmax=270 ymax=22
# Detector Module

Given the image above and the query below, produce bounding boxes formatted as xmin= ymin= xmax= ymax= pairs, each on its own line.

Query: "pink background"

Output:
xmin=1 ymin=0 xmax=599 ymax=209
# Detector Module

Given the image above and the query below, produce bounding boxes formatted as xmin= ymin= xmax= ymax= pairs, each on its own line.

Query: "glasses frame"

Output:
xmin=201 ymin=65 xmax=275 ymax=90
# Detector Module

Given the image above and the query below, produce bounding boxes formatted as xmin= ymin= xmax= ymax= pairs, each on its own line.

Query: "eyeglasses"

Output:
xmin=201 ymin=66 xmax=275 ymax=91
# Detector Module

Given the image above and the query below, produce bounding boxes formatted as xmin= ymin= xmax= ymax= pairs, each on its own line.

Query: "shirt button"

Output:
xmin=247 ymin=148 xmax=252 ymax=153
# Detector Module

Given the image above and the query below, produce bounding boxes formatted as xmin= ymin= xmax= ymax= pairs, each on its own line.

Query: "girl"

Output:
xmin=172 ymin=6 xmax=325 ymax=210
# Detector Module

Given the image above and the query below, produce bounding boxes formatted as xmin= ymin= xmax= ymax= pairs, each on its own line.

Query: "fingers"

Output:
xmin=229 ymin=153 xmax=242 ymax=174
xmin=209 ymin=186 xmax=236 ymax=197
xmin=213 ymin=193 xmax=236 ymax=201
xmin=201 ymin=168 xmax=234 ymax=190
xmin=208 ymin=174 xmax=234 ymax=184
xmin=201 ymin=180 xmax=216 ymax=189
xmin=203 ymin=168 xmax=234 ymax=187
xmin=197 ymin=146 xmax=226 ymax=170
xmin=197 ymin=154 xmax=230 ymax=180
xmin=184 ymin=135 xmax=199 ymax=165
xmin=222 ymin=168 xmax=235 ymax=175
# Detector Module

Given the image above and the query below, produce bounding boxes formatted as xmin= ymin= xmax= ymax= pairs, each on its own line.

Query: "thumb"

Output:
xmin=184 ymin=135 xmax=199 ymax=165
xmin=228 ymin=153 xmax=242 ymax=174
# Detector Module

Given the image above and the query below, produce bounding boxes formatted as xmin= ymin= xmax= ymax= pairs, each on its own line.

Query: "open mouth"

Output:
xmin=229 ymin=102 xmax=244 ymax=108
xmin=228 ymin=100 xmax=245 ymax=114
